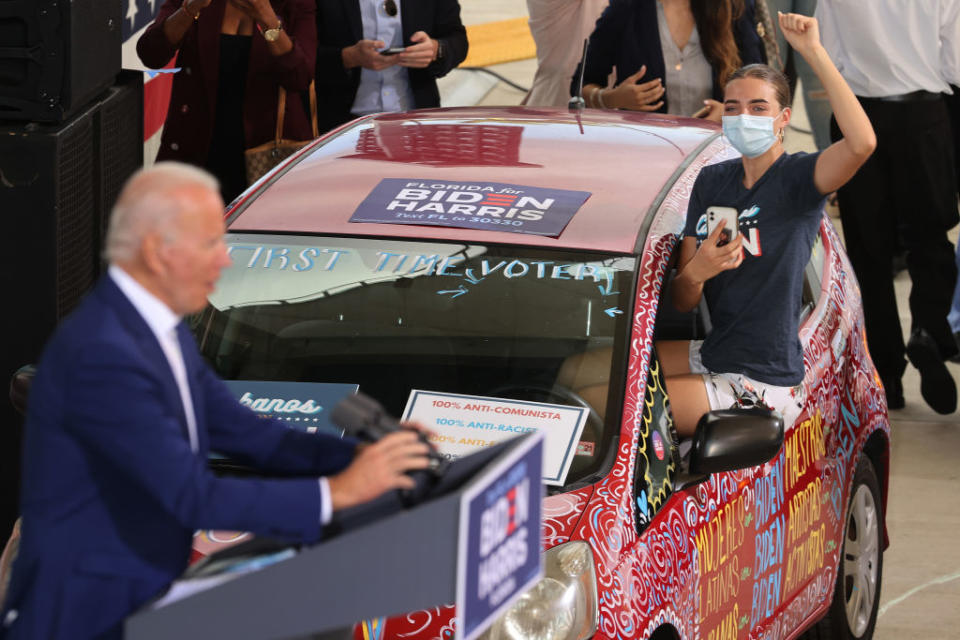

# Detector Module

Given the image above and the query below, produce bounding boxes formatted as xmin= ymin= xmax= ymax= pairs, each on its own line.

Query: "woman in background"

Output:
xmin=522 ymin=0 xmax=610 ymax=107
xmin=138 ymin=0 xmax=316 ymax=203
xmin=576 ymin=0 xmax=765 ymax=121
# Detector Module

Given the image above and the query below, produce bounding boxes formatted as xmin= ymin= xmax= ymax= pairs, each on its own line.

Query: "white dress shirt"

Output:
xmin=109 ymin=265 xmax=199 ymax=453
xmin=656 ymin=0 xmax=713 ymax=117
xmin=816 ymin=0 xmax=960 ymax=97
xmin=351 ymin=0 xmax=417 ymax=115
xmin=108 ymin=266 xmax=333 ymax=525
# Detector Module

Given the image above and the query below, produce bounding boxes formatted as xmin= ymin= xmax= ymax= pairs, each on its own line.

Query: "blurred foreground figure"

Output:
xmin=0 ymin=163 xmax=430 ymax=639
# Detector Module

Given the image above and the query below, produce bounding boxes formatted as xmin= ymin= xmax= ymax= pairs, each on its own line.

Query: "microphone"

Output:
xmin=568 ymin=38 xmax=589 ymax=110
xmin=330 ymin=392 xmax=400 ymax=442
xmin=331 ymin=393 xmax=450 ymax=505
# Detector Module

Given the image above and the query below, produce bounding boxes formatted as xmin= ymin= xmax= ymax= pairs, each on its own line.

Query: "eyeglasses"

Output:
xmin=382 ymin=0 xmax=397 ymax=17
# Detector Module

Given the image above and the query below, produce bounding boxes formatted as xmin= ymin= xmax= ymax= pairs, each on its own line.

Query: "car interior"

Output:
xmin=198 ymin=245 xmax=636 ymax=486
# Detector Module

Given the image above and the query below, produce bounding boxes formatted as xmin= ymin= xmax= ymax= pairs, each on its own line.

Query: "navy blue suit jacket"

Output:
xmin=573 ymin=0 xmax=766 ymax=111
xmin=1 ymin=276 xmax=357 ymax=639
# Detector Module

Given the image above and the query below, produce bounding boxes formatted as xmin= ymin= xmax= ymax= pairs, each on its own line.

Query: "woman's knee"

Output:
xmin=663 ymin=374 xmax=711 ymax=437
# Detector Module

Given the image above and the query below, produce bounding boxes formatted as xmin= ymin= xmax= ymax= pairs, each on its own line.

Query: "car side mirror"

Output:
xmin=688 ymin=407 xmax=784 ymax=475
xmin=9 ymin=365 xmax=36 ymax=417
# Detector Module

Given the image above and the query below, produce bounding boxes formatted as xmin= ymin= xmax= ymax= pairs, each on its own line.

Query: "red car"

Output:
xmin=193 ymin=107 xmax=890 ymax=640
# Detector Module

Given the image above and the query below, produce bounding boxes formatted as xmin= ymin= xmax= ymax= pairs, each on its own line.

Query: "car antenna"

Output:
xmin=568 ymin=38 xmax=589 ymax=111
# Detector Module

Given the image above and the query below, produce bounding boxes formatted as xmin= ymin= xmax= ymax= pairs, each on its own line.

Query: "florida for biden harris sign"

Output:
xmin=349 ymin=179 xmax=591 ymax=237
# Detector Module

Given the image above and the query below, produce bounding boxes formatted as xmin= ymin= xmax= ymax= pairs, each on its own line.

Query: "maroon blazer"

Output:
xmin=137 ymin=0 xmax=317 ymax=167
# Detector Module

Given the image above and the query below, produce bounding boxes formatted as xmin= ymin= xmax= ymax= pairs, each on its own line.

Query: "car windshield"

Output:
xmin=195 ymin=234 xmax=637 ymax=490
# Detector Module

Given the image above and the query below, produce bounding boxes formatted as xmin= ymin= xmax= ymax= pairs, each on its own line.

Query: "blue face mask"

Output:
xmin=722 ymin=112 xmax=783 ymax=158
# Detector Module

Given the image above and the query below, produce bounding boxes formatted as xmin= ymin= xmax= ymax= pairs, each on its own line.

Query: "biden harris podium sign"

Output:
xmin=457 ymin=431 xmax=544 ymax=640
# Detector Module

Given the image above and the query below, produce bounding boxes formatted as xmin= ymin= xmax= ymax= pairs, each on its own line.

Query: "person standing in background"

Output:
xmin=522 ymin=0 xmax=610 ymax=107
xmin=751 ymin=0 xmax=781 ymax=72
xmin=138 ymin=0 xmax=318 ymax=204
xmin=947 ymin=85 xmax=960 ymax=361
xmin=817 ymin=0 xmax=960 ymax=414
xmin=313 ymin=0 xmax=468 ymax=134
xmin=575 ymin=0 xmax=765 ymax=121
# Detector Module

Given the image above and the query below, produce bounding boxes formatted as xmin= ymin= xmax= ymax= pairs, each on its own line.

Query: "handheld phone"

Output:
xmin=706 ymin=206 xmax=739 ymax=246
xmin=379 ymin=46 xmax=406 ymax=55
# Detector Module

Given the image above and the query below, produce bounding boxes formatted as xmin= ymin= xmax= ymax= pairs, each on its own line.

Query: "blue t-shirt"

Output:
xmin=682 ymin=152 xmax=825 ymax=386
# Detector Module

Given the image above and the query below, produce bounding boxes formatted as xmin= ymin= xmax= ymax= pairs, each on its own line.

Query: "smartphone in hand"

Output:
xmin=706 ymin=206 xmax=739 ymax=246
xmin=379 ymin=46 xmax=406 ymax=55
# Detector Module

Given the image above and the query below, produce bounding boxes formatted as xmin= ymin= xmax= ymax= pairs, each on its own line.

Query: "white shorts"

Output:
xmin=688 ymin=340 xmax=804 ymax=429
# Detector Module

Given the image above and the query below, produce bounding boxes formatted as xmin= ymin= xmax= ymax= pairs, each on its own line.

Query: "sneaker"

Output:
xmin=906 ymin=329 xmax=957 ymax=414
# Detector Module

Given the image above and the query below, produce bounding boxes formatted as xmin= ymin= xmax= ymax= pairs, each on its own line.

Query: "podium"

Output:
xmin=125 ymin=432 xmax=544 ymax=640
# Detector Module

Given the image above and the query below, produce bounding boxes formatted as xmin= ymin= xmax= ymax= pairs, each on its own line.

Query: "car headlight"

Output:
xmin=479 ymin=541 xmax=598 ymax=640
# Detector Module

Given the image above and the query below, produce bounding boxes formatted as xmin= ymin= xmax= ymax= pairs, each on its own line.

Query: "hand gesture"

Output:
xmin=397 ymin=31 xmax=438 ymax=69
xmin=326 ymin=430 xmax=432 ymax=511
xmin=228 ymin=0 xmax=277 ymax=28
xmin=778 ymin=12 xmax=821 ymax=58
xmin=606 ymin=65 xmax=664 ymax=111
xmin=686 ymin=222 xmax=744 ymax=282
xmin=343 ymin=39 xmax=400 ymax=71
xmin=184 ymin=0 xmax=214 ymax=15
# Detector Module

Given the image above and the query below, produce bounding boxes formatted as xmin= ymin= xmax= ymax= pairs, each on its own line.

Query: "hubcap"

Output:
xmin=843 ymin=483 xmax=879 ymax=637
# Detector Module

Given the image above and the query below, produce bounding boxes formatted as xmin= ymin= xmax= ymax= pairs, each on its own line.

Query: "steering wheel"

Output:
xmin=485 ymin=383 xmax=606 ymax=438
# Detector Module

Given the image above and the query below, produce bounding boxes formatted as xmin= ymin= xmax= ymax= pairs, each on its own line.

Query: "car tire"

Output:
xmin=807 ymin=455 xmax=884 ymax=640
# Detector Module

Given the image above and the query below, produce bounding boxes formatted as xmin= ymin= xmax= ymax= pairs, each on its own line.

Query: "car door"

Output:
xmin=749 ymin=228 xmax=834 ymax=638
xmin=641 ymin=233 xmax=834 ymax=640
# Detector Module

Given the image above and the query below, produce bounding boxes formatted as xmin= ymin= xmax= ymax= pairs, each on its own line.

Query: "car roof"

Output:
xmin=228 ymin=107 xmax=720 ymax=254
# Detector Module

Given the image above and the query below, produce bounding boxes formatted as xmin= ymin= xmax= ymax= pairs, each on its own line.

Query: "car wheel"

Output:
xmin=808 ymin=456 xmax=884 ymax=640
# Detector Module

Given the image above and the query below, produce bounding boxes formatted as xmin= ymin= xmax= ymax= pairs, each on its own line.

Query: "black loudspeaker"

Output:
xmin=96 ymin=70 xmax=145 ymax=246
xmin=0 ymin=0 xmax=122 ymax=122
xmin=0 ymin=72 xmax=142 ymax=536
xmin=0 ymin=72 xmax=143 ymax=371
xmin=2 ymin=102 xmax=100 ymax=339
xmin=0 ymin=100 xmax=98 ymax=542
